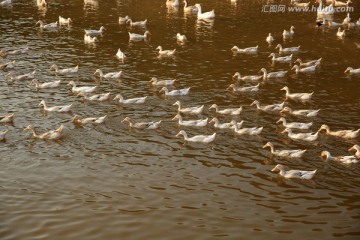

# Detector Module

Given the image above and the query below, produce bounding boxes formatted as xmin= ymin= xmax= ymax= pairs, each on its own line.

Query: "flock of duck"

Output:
xmin=1 ymin=0 xmax=360 ymax=180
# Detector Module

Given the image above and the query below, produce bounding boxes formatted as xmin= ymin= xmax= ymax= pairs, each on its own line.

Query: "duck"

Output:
xmin=333 ymin=0 xmax=352 ymax=6
xmin=50 ymin=64 xmax=78 ymax=75
xmin=271 ymin=164 xmax=316 ymax=179
xmin=67 ymin=81 xmax=97 ymax=93
xmin=280 ymin=107 xmax=320 ymax=117
xmin=232 ymin=120 xmax=263 ymax=135
xmin=294 ymin=58 xmax=322 ymax=67
xmin=208 ymin=118 xmax=243 ymax=129
xmin=30 ymin=79 xmax=61 ymax=89
xmin=84 ymin=26 xmax=106 ymax=36
xmin=173 ymin=101 xmax=203 ymax=114
xmin=156 ymin=46 xmax=176 ymax=56
xmin=250 ymin=100 xmax=285 ymax=112
xmin=0 ymin=130 xmax=8 ymax=140
xmin=118 ymin=15 xmax=129 ymax=24
xmin=6 ymin=70 xmax=36 ymax=81
xmin=84 ymin=34 xmax=98 ymax=44
xmin=183 ymin=0 xmax=198 ymax=12
xmin=276 ymin=117 xmax=313 ymax=130
xmin=259 ymin=68 xmax=287 ymax=79
xmin=149 ymin=77 xmax=176 ymax=86
xmin=263 ymin=142 xmax=307 ymax=158
xmin=0 ymin=60 xmax=16 ymax=70
xmin=128 ymin=31 xmax=151 ymax=41
xmin=327 ymin=20 xmax=343 ymax=28
xmin=283 ymin=26 xmax=295 ymax=38
xmin=172 ymin=114 xmax=208 ymax=127
xmin=321 ymin=150 xmax=359 ymax=164
xmin=39 ymin=99 xmax=72 ymax=112
xmin=126 ymin=18 xmax=147 ymax=27
xmin=227 ymin=83 xmax=260 ymax=92
xmin=231 ymin=45 xmax=258 ymax=53
xmin=78 ymin=92 xmax=110 ymax=101
xmin=0 ymin=113 xmax=14 ymax=123
xmin=293 ymin=1 xmax=310 ymax=7
xmin=195 ymin=3 xmax=215 ymax=19
xmin=281 ymin=86 xmax=313 ymax=101
xmin=116 ymin=48 xmax=126 ymax=62
xmin=319 ymin=124 xmax=359 ymax=139
xmin=176 ymin=33 xmax=187 ymax=42
xmin=159 ymin=87 xmax=190 ymax=96
xmin=121 ymin=117 xmax=161 ymax=129
xmin=166 ymin=0 xmax=179 ymax=7
xmin=282 ymin=128 xmax=319 ymax=141
xmin=0 ymin=0 xmax=12 ymax=6
xmin=36 ymin=20 xmax=58 ymax=30
xmin=349 ymin=145 xmax=360 ymax=158
xmin=71 ymin=115 xmax=107 ymax=124
xmin=94 ymin=69 xmax=122 ymax=79
xmin=176 ymin=130 xmax=216 ymax=143
xmin=2 ymin=47 xmax=29 ymax=56
xmin=316 ymin=0 xmax=335 ymax=16
xmin=113 ymin=94 xmax=147 ymax=104
xmin=275 ymin=44 xmax=300 ymax=53
xmin=342 ymin=13 xmax=351 ymax=24
xmin=232 ymin=72 xmax=262 ymax=82
xmin=23 ymin=124 xmax=64 ymax=140
xmin=266 ymin=33 xmax=274 ymax=45
xmin=59 ymin=16 xmax=72 ymax=25
xmin=336 ymin=27 xmax=346 ymax=38
xmin=209 ymin=104 xmax=242 ymax=115
xmin=37 ymin=0 xmax=47 ymax=7
xmin=291 ymin=64 xmax=317 ymax=74
xmin=268 ymin=53 xmax=293 ymax=62
xmin=344 ymin=67 xmax=360 ymax=75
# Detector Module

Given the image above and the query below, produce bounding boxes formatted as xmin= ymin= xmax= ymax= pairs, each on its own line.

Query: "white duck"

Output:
xmin=78 ymin=92 xmax=110 ymax=101
xmin=263 ymin=142 xmax=307 ymax=158
xmin=294 ymin=58 xmax=322 ymax=67
xmin=0 ymin=0 xmax=12 ymax=6
xmin=149 ymin=77 xmax=176 ymax=86
xmin=159 ymin=87 xmax=190 ymax=96
xmin=195 ymin=3 xmax=215 ymax=19
xmin=126 ymin=18 xmax=147 ymax=27
xmin=321 ymin=150 xmax=359 ymax=164
xmin=113 ymin=94 xmax=147 ymax=104
xmin=84 ymin=26 xmax=106 ymax=36
xmin=116 ymin=48 xmax=126 ymax=62
xmin=121 ymin=117 xmax=161 ymax=129
xmin=72 ymin=115 xmax=107 ymax=124
xmin=280 ymin=107 xmax=320 ymax=117
xmin=166 ymin=0 xmax=179 ymax=7
xmin=268 ymin=53 xmax=293 ymax=62
xmin=50 ymin=64 xmax=78 ymax=75
xmin=208 ymin=118 xmax=243 ymax=129
xmin=319 ymin=124 xmax=359 ymax=139
xmin=176 ymin=130 xmax=216 ymax=143
xmin=183 ymin=0 xmax=198 ymax=12
xmin=156 ymin=46 xmax=176 ymax=56
xmin=59 ymin=16 xmax=72 ymax=25
xmin=349 ymin=145 xmax=360 ymax=158
xmin=0 ymin=113 xmax=14 ymax=123
xmin=94 ymin=69 xmax=122 ymax=79
xmin=231 ymin=45 xmax=258 ymax=53
xmin=39 ymin=99 xmax=72 ymax=112
xmin=327 ymin=20 xmax=343 ymax=28
xmin=36 ymin=20 xmax=58 ymax=30
xmin=344 ymin=67 xmax=360 ymax=75
xmin=128 ymin=31 xmax=151 ymax=41
xmin=118 ymin=15 xmax=129 ymax=24
xmin=173 ymin=101 xmax=203 ymax=114
xmin=271 ymin=164 xmax=316 ymax=179
xmin=275 ymin=44 xmax=300 ymax=53
xmin=0 ymin=130 xmax=8 ymax=141
xmin=30 ymin=79 xmax=61 ymax=89
xmin=291 ymin=64 xmax=317 ymax=74
xmin=209 ymin=104 xmax=242 ymax=115
xmin=0 ymin=60 xmax=16 ymax=70
xmin=227 ymin=83 xmax=260 ymax=92
xmin=37 ymin=0 xmax=47 ymax=7
xmin=3 ymin=47 xmax=29 ymax=55
xmin=6 ymin=70 xmax=36 ymax=81
xmin=266 ymin=33 xmax=274 ymax=45
xmin=281 ymin=86 xmax=313 ymax=101
xmin=24 ymin=124 xmax=64 ymax=140
xmin=336 ymin=27 xmax=346 ymax=38
xmin=283 ymin=26 xmax=295 ymax=38
xmin=176 ymin=33 xmax=187 ymax=42
xmin=250 ymin=100 xmax=284 ymax=112
xmin=232 ymin=72 xmax=262 ymax=82
xmin=67 ymin=81 xmax=97 ymax=93
xmin=259 ymin=68 xmax=287 ymax=79
xmin=317 ymin=0 xmax=335 ymax=16
xmin=276 ymin=117 xmax=313 ymax=130
xmin=282 ymin=128 xmax=319 ymax=142
xmin=233 ymin=120 xmax=263 ymax=135
xmin=172 ymin=114 xmax=208 ymax=127
xmin=343 ymin=13 xmax=351 ymax=24
xmin=293 ymin=1 xmax=310 ymax=7
xmin=84 ymin=35 xmax=98 ymax=44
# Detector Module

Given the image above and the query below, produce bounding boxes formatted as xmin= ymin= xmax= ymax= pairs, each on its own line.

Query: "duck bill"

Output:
xmin=280 ymin=130 xmax=287 ymax=134
xmin=271 ymin=166 xmax=277 ymax=172
xmin=348 ymin=146 xmax=355 ymax=151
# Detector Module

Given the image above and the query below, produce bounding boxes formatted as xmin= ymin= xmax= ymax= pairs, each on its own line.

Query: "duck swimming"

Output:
xmin=271 ymin=164 xmax=316 ymax=179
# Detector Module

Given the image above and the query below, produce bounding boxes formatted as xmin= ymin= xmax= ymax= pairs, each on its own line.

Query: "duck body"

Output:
xmin=209 ymin=118 xmax=243 ymax=129
xmin=122 ymin=117 xmax=161 ymax=129
xmin=176 ymin=130 xmax=216 ymax=143
xmin=149 ymin=77 xmax=176 ymax=86
xmin=266 ymin=33 xmax=274 ymax=44
xmin=183 ymin=0 xmax=198 ymax=12
xmin=209 ymin=104 xmax=242 ymax=115
xmin=263 ymin=142 xmax=306 ymax=158
xmin=159 ymin=87 xmax=190 ymax=96
xmin=79 ymin=92 xmax=110 ymax=101
xmin=283 ymin=26 xmax=295 ymax=38
xmin=282 ymin=128 xmax=319 ymax=141
xmin=281 ymin=86 xmax=313 ymax=101
xmin=251 ymin=100 xmax=284 ymax=112
xmin=344 ymin=67 xmax=360 ymax=75
xmin=84 ymin=26 xmax=106 ymax=36
xmin=0 ymin=130 xmax=8 ymax=140
xmin=349 ymin=145 xmax=360 ymax=158
xmin=30 ymin=79 xmax=61 ymax=89
xmin=128 ymin=31 xmax=151 ymax=41
xmin=271 ymin=164 xmax=316 ymax=179
xmin=127 ymin=19 xmax=147 ymax=27
xmin=156 ymin=46 xmax=176 ymax=56
xmin=321 ymin=150 xmax=359 ymax=164
xmin=173 ymin=101 xmax=203 ymax=114
xmin=94 ymin=69 xmax=122 ymax=79
xmin=0 ymin=113 xmax=14 ymax=123
xmin=0 ymin=60 xmax=16 ymax=70
xmin=276 ymin=44 xmax=300 ymax=53
xmin=113 ymin=94 xmax=147 ymax=104
xmin=277 ymin=117 xmax=313 ymax=130
xmin=294 ymin=58 xmax=322 ymax=67
xmin=59 ymin=16 xmax=72 ymax=25
xmin=24 ymin=124 xmax=64 ymax=140
xmin=119 ymin=15 xmax=129 ymax=24
xmin=259 ymin=68 xmax=287 ymax=79
xmin=0 ymin=0 xmax=12 ymax=6
xmin=176 ymin=33 xmax=187 ymax=42
xmin=233 ymin=121 xmax=263 ymax=135
xmin=39 ymin=100 xmax=72 ymax=112
xmin=67 ymin=81 xmax=97 ymax=93
xmin=172 ymin=114 xmax=208 ymax=127
xmin=280 ymin=107 xmax=320 ymax=117
xmin=231 ymin=45 xmax=258 ymax=53
xmin=166 ymin=0 xmax=179 ymax=7
xmin=292 ymin=64 xmax=317 ymax=73
xmin=227 ymin=83 xmax=260 ymax=92
xmin=36 ymin=20 xmax=58 ymax=30
xmin=233 ymin=72 xmax=262 ymax=82
xmin=116 ymin=48 xmax=126 ymax=61
xmin=336 ymin=27 xmax=346 ymax=37
xmin=319 ymin=124 xmax=359 ymax=139
xmin=72 ymin=115 xmax=107 ymax=124
xmin=50 ymin=64 xmax=78 ymax=75
xmin=6 ymin=70 xmax=36 ymax=81
xmin=84 ymin=35 xmax=98 ymax=44
xmin=195 ymin=3 xmax=215 ymax=19
xmin=269 ymin=53 xmax=293 ymax=62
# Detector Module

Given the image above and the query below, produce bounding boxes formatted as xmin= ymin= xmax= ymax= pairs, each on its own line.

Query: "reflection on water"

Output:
xmin=1 ymin=0 xmax=360 ymax=239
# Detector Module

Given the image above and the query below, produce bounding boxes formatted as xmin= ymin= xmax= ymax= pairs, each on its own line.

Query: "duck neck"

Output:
xmin=184 ymin=0 xmax=188 ymax=7
xmin=269 ymin=145 xmax=275 ymax=154
xmin=197 ymin=5 xmax=202 ymax=14
xmin=181 ymin=132 xmax=188 ymax=140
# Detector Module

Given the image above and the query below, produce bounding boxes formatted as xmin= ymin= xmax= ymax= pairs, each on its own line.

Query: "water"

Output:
xmin=1 ymin=0 xmax=360 ymax=239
